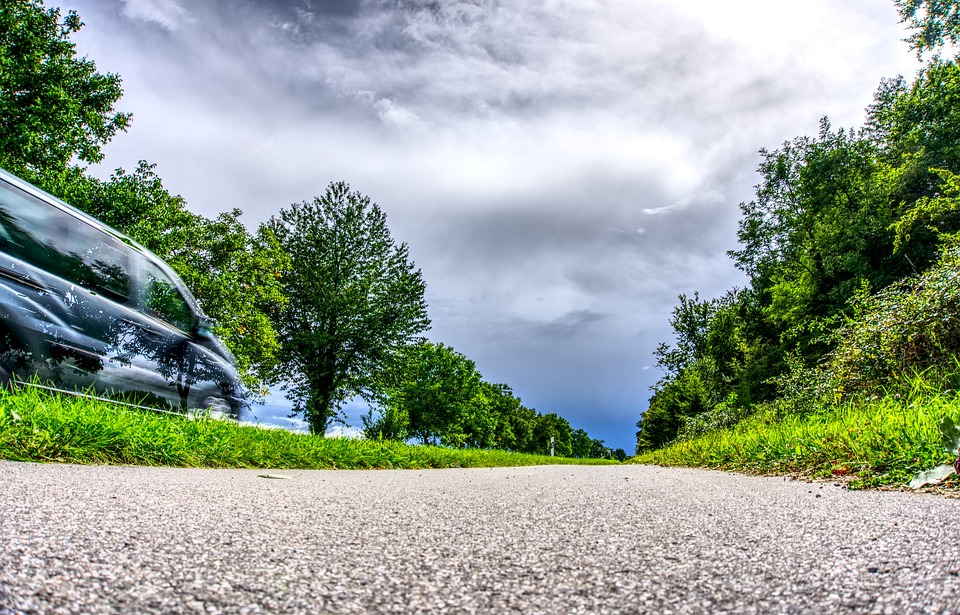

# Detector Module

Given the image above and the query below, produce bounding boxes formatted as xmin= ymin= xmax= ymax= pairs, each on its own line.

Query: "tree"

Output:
xmin=531 ymin=413 xmax=573 ymax=457
xmin=268 ymin=182 xmax=430 ymax=434
xmin=731 ymin=120 xmax=905 ymax=331
xmin=895 ymin=0 xmax=960 ymax=56
xmin=367 ymin=341 xmax=487 ymax=446
xmin=483 ymin=382 xmax=536 ymax=452
xmin=0 ymin=1 xmax=130 ymax=173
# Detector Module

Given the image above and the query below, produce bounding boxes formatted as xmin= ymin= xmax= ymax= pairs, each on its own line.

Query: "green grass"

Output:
xmin=631 ymin=375 xmax=960 ymax=488
xmin=0 ymin=386 xmax=617 ymax=469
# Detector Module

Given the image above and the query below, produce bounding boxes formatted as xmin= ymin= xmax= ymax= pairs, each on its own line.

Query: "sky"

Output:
xmin=54 ymin=0 xmax=921 ymax=452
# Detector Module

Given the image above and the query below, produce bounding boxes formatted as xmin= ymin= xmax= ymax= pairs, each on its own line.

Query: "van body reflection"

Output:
xmin=0 ymin=168 xmax=246 ymax=417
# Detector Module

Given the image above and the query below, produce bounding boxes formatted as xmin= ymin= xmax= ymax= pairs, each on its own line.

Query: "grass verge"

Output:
xmin=631 ymin=379 xmax=960 ymax=489
xmin=0 ymin=386 xmax=616 ymax=470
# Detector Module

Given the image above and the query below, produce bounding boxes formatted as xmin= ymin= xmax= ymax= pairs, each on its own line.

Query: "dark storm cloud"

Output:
xmin=529 ymin=310 xmax=610 ymax=340
xmin=61 ymin=0 xmax=920 ymax=450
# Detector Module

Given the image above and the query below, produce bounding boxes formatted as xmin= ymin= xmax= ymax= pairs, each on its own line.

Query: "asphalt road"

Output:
xmin=1 ymin=461 xmax=959 ymax=614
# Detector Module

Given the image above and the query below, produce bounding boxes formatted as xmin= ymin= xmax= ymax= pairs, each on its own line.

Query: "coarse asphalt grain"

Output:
xmin=1 ymin=461 xmax=959 ymax=614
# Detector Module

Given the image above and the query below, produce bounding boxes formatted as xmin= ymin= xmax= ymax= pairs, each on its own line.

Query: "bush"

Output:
xmin=824 ymin=237 xmax=960 ymax=397
xmin=676 ymin=393 xmax=753 ymax=441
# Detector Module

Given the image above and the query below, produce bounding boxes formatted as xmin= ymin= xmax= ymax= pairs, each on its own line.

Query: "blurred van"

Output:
xmin=0 ymin=167 xmax=245 ymax=418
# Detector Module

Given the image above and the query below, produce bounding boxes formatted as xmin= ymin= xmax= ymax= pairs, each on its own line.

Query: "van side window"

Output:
xmin=141 ymin=262 xmax=194 ymax=332
xmin=0 ymin=180 xmax=131 ymax=301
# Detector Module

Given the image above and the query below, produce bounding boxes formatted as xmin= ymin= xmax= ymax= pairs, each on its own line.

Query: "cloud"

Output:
xmin=529 ymin=310 xmax=610 ymax=339
xmin=119 ymin=0 xmax=192 ymax=30
xmin=641 ymin=192 xmax=724 ymax=217
xmin=373 ymin=97 xmax=429 ymax=129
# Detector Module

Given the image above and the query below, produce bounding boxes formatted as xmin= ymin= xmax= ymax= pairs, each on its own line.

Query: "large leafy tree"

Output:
xmin=0 ymin=1 xmax=130 ymax=172
xmin=531 ymin=413 xmax=574 ymax=458
xmin=268 ymin=182 xmax=430 ymax=434
xmin=731 ymin=121 xmax=906 ymax=333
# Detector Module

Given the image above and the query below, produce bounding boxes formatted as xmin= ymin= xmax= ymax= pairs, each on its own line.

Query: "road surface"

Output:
xmin=1 ymin=461 xmax=959 ymax=614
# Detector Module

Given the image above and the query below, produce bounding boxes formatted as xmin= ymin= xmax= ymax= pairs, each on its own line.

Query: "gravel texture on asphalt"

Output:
xmin=1 ymin=460 xmax=959 ymax=614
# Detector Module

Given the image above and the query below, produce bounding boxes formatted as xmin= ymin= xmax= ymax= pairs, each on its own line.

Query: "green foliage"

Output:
xmin=371 ymin=341 xmax=488 ymax=446
xmin=0 ymin=1 xmax=130 ymax=172
xmin=891 ymin=168 xmax=960 ymax=253
xmin=675 ymin=393 xmax=751 ymax=442
xmin=909 ymin=414 xmax=960 ymax=488
xmin=637 ymin=290 xmax=762 ymax=451
xmin=482 ymin=382 xmax=536 ymax=453
xmin=941 ymin=414 xmax=960 ymax=454
xmin=531 ymin=413 xmax=574 ymax=458
xmin=732 ymin=120 xmax=906 ymax=333
xmin=867 ymin=59 xmax=960 ymax=207
xmin=895 ymin=0 xmax=960 ymax=56
xmin=363 ymin=344 xmax=608 ymax=456
xmin=268 ymin=182 xmax=430 ymax=434
xmin=822 ymin=240 xmax=960 ymax=397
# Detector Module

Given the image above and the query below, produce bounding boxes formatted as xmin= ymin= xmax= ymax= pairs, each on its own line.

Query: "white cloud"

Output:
xmin=373 ymin=98 xmax=429 ymax=129
xmin=120 ymin=0 xmax=192 ymax=30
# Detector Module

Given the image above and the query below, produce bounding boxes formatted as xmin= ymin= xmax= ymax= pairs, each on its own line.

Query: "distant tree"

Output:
xmin=268 ymin=182 xmax=430 ymax=434
xmin=589 ymin=438 xmax=610 ymax=459
xmin=367 ymin=341 xmax=486 ymax=445
xmin=532 ymin=413 xmax=573 ymax=457
xmin=483 ymin=382 xmax=536 ymax=452
xmin=570 ymin=429 xmax=593 ymax=458
xmin=0 ymin=1 xmax=130 ymax=173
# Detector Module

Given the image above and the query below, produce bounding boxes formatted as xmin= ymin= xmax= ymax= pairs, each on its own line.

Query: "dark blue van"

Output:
xmin=0 ymin=167 xmax=245 ymax=418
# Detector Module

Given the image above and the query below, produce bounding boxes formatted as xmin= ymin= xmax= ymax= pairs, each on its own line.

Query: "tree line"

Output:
xmin=637 ymin=0 xmax=960 ymax=451
xmin=0 ymin=0 xmax=616 ymax=458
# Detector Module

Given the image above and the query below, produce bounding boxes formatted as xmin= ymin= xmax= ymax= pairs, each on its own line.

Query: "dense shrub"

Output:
xmin=823 ymin=237 xmax=960 ymax=396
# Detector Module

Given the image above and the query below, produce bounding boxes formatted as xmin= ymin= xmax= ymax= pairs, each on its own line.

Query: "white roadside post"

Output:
xmin=550 ymin=437 xmax=555 ymax=457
